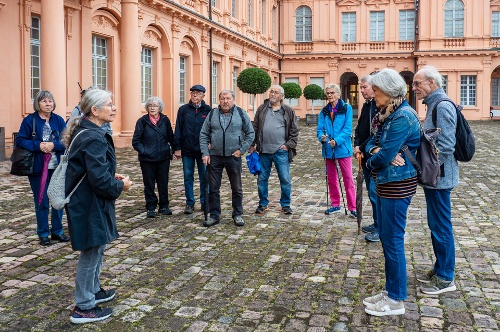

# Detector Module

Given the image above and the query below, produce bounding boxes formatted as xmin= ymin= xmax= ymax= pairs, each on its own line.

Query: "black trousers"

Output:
xmin=139 ymin=159 xmax=170 ymax=210
xmin=208 ymin=155 xmax=243 ymax=219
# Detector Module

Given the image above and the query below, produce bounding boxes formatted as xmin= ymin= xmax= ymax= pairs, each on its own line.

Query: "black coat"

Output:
xmin=354 ymin=98 xmax=378 ymax=154
xmin=65 ymin=119 xmax=124 ymax=251
xmin=173 ymin=100 xmax=212 ymax=157
xmin=132 ymin=114 xmax=174 ymax=162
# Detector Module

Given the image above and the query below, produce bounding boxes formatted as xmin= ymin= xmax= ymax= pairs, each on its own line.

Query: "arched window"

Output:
xmin=444 ymin=0 xmax=464 ymax=37
xmin=296 ymin=6 xmax=312 ymax=42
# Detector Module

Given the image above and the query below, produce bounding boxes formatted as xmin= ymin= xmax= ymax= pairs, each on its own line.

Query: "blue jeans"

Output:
xmin=28 ymin=170 xmax=64 ymax=238
xmin=75 ymin=245 xmax=106 ymax=310
xmin=257 ymin=149 xmax=291 ymax=207
xmin=208 ymin=155 xmax=243 ymax=219
xmin=182 ymin=155 xmax=206 ymax=206
xmin=424 ymin=188 xmax=455 ymax=281
xmin=362 ymin=161 xmax=378 ymax=229
xmin=377 ymin=195 xmax=412 ymax=301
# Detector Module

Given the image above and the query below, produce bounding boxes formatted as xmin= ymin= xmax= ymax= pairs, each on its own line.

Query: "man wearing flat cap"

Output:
xmin=174 ymin=84 xmax=212 ymax=214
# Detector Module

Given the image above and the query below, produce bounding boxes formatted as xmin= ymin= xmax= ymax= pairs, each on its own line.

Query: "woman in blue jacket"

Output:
xmin=362 ymin=69 xmax=420 ymax=316
xmin=15 ymin=90 xmax=69 ymax=246
xmin=316 ymin=83 xmax=356 ymax=217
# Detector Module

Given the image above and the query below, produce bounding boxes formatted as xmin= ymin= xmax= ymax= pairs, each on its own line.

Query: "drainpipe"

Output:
xmin=278 ymin=0 xmax=282 ymax=84
xmin=413 ymin=0 xmax=419 ymax=108
xmin=209 ymin=1 xmax=213 ymax=107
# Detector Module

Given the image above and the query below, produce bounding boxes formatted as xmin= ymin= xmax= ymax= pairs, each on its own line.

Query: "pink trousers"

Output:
xmin=325 ymin=157 xmax=356 ymax=211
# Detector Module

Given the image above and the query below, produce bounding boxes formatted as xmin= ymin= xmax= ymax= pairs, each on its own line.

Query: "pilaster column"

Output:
xmin=120 ymin=0 xmax=141 ymax=137
xmin=41 ymin=0 xmax=66 ymax=116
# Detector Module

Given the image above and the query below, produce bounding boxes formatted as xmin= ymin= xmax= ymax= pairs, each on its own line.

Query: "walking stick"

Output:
xmin=203 ymin=164 xmax=210 ymax=222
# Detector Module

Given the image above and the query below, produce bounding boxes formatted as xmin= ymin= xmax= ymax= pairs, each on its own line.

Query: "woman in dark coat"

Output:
xmin=15 ymin=90 xmax=69 ymax=246
xmin=132 ymin=96 xmax=175 ymax=218
xmin=62 ymin=89 xmax=132 ymax=324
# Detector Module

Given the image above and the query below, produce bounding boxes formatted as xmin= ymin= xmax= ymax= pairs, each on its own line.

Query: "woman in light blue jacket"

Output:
xmin=316 ymin=83 xmax=356 ymax=217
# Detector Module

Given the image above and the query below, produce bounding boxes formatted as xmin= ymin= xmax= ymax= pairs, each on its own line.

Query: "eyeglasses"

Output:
xmin=190 ymin=91 xmax=204 ymax=96
xmin=269 ymin=91 xmax=282 ymax=95
xmin=148 ymin=104 xmax=160 ymax=108
xmin=412 ymin=78 xmax=430 ymax=87
xmin=103 ymin=103 xmax=115 ymax=108
xmin=326 ymin=92 xmax=338 ymax=95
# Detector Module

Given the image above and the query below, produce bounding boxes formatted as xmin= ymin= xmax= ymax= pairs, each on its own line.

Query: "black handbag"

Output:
xmin=10 ymin=116 xmax=36 ymax=176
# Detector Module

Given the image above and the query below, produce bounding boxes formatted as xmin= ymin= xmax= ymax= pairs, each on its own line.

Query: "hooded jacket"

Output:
xmin=316 ymin=99 xmax=353 ymax=159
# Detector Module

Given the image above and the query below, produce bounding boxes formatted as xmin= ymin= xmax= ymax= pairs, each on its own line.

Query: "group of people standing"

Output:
xmin=14 ymin=64 xmax=459 ymax=322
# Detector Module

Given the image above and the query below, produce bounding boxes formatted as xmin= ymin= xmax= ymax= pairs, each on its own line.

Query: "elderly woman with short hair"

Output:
xmin=15 ymin=90 xmax=69 ymax=246
xmin=362 ymin=68 xmax=420 ymax=316
xmin=132 ymin=96 xmax=175 ymax=218
xmin=316 ymin=83 xmax=357 ymax=217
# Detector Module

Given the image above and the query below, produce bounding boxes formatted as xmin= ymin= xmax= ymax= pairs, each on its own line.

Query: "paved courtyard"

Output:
xmin=0 ymin=119 xmax=499 ymax=332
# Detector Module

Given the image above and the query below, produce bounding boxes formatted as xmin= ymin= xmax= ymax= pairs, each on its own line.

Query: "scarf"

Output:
xmin=38 ymin=153 xmax=52 ymax=205
xmin=371 ymin=96 xmax=404 ymax=135
xmin=149 ymin=114 xmax=160 ymax=126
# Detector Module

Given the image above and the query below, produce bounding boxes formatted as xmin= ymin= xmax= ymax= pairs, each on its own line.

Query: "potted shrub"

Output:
xmin=237 ymin=68 xmax=272 ymax=117
xmin=303 ymin=83 xmax=324 ymax=125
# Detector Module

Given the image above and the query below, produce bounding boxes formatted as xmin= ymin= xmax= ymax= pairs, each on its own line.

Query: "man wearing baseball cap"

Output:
xmin=174 ymin=84 xmax=212 ymax=214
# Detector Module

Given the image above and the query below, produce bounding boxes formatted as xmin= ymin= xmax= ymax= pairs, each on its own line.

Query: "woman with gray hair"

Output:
xmin=132 ymin=96 xmax=175 ymax=218
xmin=362 ymin=68 xmax=420 ymax=316
xmin=62 ymin=88 xmax=132 ymax=323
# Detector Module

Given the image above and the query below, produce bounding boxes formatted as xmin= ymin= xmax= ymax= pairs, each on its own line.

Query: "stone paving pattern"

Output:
xmin=0 ymin=119 xmax=499 ymax=332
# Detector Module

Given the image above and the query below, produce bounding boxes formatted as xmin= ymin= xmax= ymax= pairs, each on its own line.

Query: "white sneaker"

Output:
xmin=364 ymin=294 xmax=405 ymax=316
xmin=363 ymin=290 xmax=387 ymax=306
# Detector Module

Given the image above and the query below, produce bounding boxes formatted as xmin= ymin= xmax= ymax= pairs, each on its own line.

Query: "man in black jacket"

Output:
xmin=354 ymin=75 xmax=380 ymax=242
xmin=174 ymin=85 xmax=212 ymax=214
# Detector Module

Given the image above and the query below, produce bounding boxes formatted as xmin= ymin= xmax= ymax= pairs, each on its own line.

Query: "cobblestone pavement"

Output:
xmin=0 ymin=119 xmax=499 ymax=332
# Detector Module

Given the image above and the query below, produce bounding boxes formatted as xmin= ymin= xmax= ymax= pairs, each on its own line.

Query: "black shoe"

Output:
xmin=70 ymin=305 xmax=112 ymax=324
xmin=146 ymin=210 xmax=155 ymax=218
xmin=39 ymin=237 xmax=51 ymax=246
xmin=158 ymin=207 xmax=172 ymax=215
xmin=203 ymin=217 xmax=219 ymax=227
xmin=95 ymin=287 xmax=116 ymax=304
xmin=51 ymin=233 xmax=70 ymax=242
xmin=255 ymin=205 xmax=269 ymax=214
xmin=281 ymin=206 xmax=293 ymax=215
xmin=233 ymin=215 xmax=245 ymax=226
xmin=183 ymin=205 xmax=194 ymax=214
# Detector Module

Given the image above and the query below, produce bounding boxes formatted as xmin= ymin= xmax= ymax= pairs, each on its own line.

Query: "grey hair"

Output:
xmin=360 ymin=75 xmax=372 ymax=84
xmin=145 ymin=96 xmax=165 ymax=113
xmin=270 ymin=84 xmax=284 ymax=95
xmin=325 ymin=83 xmax=341 ymax=96
xmin=419 ymin=66 xmax=443 ymax=88
xmin=62 ymin=89 xmax=113 ymax=147
xmin=81 ymin=85 xmax=98 ymax=98
xmin=369 ymin=68 xmax=407 ymax=98
xmin=219 ymin=90 xmax=235 ymax=100
xmin=33 ymin=90 xmax=56 ymax=112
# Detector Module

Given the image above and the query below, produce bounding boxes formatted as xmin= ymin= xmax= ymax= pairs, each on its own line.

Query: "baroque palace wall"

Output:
xmin=1 ymin=0 xmax=500 ymax=149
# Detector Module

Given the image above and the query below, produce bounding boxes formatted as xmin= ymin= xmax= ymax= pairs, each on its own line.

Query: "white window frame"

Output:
xmin=442 ymin=75 xmax=448 ymax=94
xmin=399 ymin=10 xmax=415 ymax=41
xmin=211 ymin=0 xmax=217 ymax=7
xmin=232 ymin=0 xmax=237 ymax=18
xmin=232 ymin=66 xmax=239 ymax=95
xmin=261 ymin=0 xmax=266 ymax=34
xmin=285 ymin=77 xmax=300 ymax=107
xmin=141 ymin=47 xmax=153 ymax=103
xmin=92 ymin=35 xmax=108 ymax=90
xmin=179 ymin=56 xmax=186 ymax=105
xmin=248 ymin=0 xmax=252 ymax=27
xmin=492 ymin=78 xmax=500 ymax=106
xmin=295 ymin=6 xmax=312 ymax=42
xmin=272 ymin=7 xmax=276 ymax=40
xmin=493 ymin=12 xmax=500 ymax=38
xmin=342 ymin=12 xmax=356 ymax=43
xmin=444 ymin=0 xmax=464 ymax=38
xmin=212 ymin=62 xmax=219 ymax=105
xmin=370 ymin=11 xmax=385 ymax=42
xmin=30 ymin=16 xmax=41 ymax=101
xmin=460 ymin=75 xmax=476 ymax=106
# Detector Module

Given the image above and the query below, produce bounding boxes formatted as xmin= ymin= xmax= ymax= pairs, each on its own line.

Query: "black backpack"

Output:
xmin=432 ymin=98 xmax=475 ymax=162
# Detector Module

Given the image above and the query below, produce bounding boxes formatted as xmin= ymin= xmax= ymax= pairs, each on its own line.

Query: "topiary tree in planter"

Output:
xmin=303 ymin=83 xmax=324 ymax=115
xmin=237 ymin=68 xmax=272 ymax=117
xmin=281 ymin=82 xmax=302 ymax=106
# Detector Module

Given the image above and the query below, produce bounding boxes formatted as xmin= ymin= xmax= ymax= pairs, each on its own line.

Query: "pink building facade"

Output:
xmin=1 ymin=0 xmax=499 ymax=149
